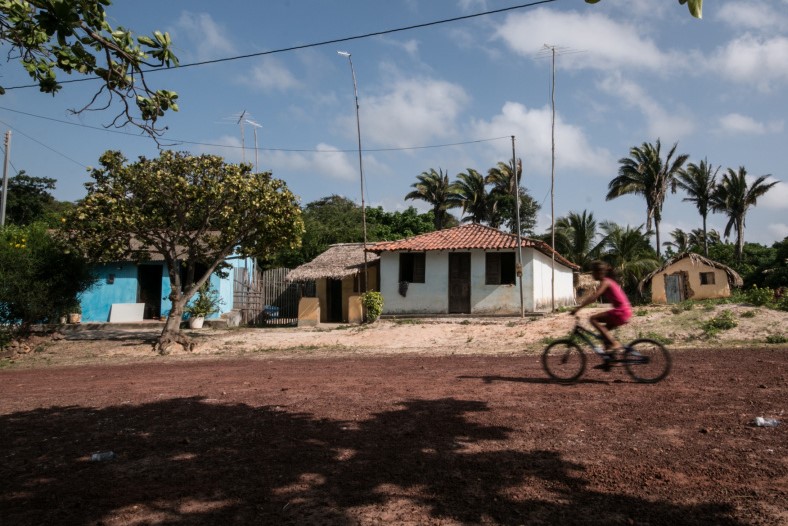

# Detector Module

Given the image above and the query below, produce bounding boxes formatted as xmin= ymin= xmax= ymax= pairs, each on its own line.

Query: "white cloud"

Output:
xmin=240 ymin=57 xmax=302 ymax=92
xmin=716 ymin=1 xmax=788 ymax=33
xmin=171 ymin=12 xmax=235 ymax=61
xmin=269 ymin=144 xmax=357 ymax=182
xmin=760 ymin=178 xmax=788 ymax=210
xmin=494 ymin=8 xmax=678 ymax=73
xmin=355 ymin=77 xmax=470 ymax=147
xmin=710 ymin=34 xmax=788 ymax=91
xmin=718 ymin=113 xmax=784 ymax=135
xmin=767 ymin=223 xmax=788 ymax=240
xmin=470 ymin=101 xmax=615 ymax=178
xmin=598 ymin=74 xmax=695 ymax=139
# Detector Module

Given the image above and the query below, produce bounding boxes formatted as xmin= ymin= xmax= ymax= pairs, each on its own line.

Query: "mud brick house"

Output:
xmin=639 ymin=252 xmax=743 ymax=304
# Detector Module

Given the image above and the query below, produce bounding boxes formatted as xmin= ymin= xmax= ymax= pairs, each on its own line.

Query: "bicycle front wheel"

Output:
xmin=624 ymin=339 xmax=671 ymax=383
xmin=542 ymin=339 xmax=586 ymax=382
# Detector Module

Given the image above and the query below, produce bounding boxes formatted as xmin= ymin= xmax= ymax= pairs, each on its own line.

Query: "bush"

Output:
xmin=184 ymin=283 xmax=223 ymax=318
xmin=0 ymin=223 xmax=95 ymax=337
xmin=701 ymin=309 xmax=737 ymax=338
xmin=765 ymin=334 xmax=787 ymax=344
xmin=361 ymin=291 xmax=384 ymax=323
xmin=745 ymin=285 xmax=774 ymax=307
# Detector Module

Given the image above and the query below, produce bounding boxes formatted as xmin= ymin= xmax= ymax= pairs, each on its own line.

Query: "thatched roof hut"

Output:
xmin=638 ymin=252 xmax=743 ymax=294
xmin=286 ymin=243 xmax=380 ymax=282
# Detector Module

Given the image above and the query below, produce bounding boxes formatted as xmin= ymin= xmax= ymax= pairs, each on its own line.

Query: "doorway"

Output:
xmin=448 ymin=253 xmax=471 ymax=314
xmin=664 ymin=274 xmax=684 ymax=304
xmin=327 ymin=278 xmax=343 ymax=322
xmin=138 ymin=265 xmax=163 ymax=319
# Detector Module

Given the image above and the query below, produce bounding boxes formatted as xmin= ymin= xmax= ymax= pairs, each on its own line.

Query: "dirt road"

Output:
xmin=1 ymin=345 xmax=785 ymax=525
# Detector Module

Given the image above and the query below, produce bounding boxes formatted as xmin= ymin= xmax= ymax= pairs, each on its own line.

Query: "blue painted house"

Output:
xmin=79 ymin=257 xmax=254 ymax=323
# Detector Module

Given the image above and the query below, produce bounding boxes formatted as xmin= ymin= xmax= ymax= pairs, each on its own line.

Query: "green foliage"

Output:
xmin=635 ymin=309 xmax=648 ymax=316
xmin=744 ymin=285 xmax=774 ymax=307
xmin=0 ymin=223 xmax=95 ymax=336
xmin=765 ymin=334 xmax=787 ymax=344
xmin=361 ymin=291 xmax=384 ymax=322
xmin=184 ymin=284 xmax=223 ymax=318
xmin=740 ymin=310 xmax=757 ymax=318
xmin=671 ymin=300 xmax=694 ymax=314
xmin=64 ymin=150 xmax=302 ymax=346
xmin=0 ymin=0 xmax=179 ymax=135
xmin=636 ymin=331 xmax=674 ymax=345
xmin=777 ymin=296 xmax=788 ymax=312
xmin=585 ymin=0 xmax=702 ymax=18
xmin=4 ymin=171 xmax=55 ymax=226
xmin=701 ymin=310 xmax=737 ymax=338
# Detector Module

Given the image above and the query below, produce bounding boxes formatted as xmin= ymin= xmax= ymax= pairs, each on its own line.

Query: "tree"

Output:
xmin=63 ymin=150 xmax=303 ymax=353
xmin=662 ymin=228 xmax=691 ymax=257
xmin=484 ymin=159 xmax=539 ymax=235
xmin=1 ymin=0 xmax=179 ymax=136
xmin=3 ymin=171 xmax=55 ymax=225
xmin=585 ymin=0 xmax=702 ymax=19
xmin=710 ymin=166 xmax=778 ymax=264
xmin=607 ymin=139 xmax=689 ymax=259
xmin=599 ymin=221 xmax=659 ymax=297
xmin=0 ymin=222 xmax=95 ymax=336
xmin=404 ymin=168 xmax=456 ymax=230
xmin=451 ymin=168 xmax=490 ymax=224
xmin=367 ymin=206 xmax=438 ymax=242
xmin=550 ymin=210 xmax=605 ymax=270
xmin=676 ymin=159 xmax=718 ymax=257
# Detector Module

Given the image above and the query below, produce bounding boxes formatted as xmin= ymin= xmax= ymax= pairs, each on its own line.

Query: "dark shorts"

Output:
xmin=599 ymin=309 xmax=631 ymax=329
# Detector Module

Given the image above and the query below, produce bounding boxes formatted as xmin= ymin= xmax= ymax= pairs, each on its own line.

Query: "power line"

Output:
xmin=4 ymin=0 xmax=557 ymax=91
xmin=0 ymin=105 xmax=511 ymax=154
xmin=0 ymin=119 xmax=88 ymax=168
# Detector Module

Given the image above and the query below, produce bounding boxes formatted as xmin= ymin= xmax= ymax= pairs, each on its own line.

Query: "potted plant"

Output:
xmin=184 ymin=284 xmax=223 ymax=329
xmin=67 ymin=300 xmax=82 ymax=324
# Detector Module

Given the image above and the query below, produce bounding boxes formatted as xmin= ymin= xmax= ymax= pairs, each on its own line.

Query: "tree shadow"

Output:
xmin=2 ymin=397 xmax=742 ymax=525
xmin=458 ymin=374 xmax=610 ymax=385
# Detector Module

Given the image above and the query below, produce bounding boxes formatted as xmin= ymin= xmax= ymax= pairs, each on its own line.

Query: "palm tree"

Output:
xmin=486 ymin=160 xmax=520 ymax=229
xmin=689 ymin=228 xmax=720 ymax=249
xmin=676 ymin=158 xmax=718 ymax=257
xmin=550 ymin=210 xmax=606 ymax=270
xmin=600 ymin=221 xmax=660 ymax=295
xmin=450 ymin=169 xmax=489 ymax=224
xmin=710 ymin=166 xmax=778 ymax=263
xmin=663 ymin=228 xmax=691 ymax=255
xmin=405 ymin=168 xmax=456 ymax=230
xmin=607 ymin=139 xmax=689 ymax=259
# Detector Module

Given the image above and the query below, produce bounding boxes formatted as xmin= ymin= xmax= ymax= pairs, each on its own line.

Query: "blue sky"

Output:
xmin=2 ymin=0 xmax=787 ymax=247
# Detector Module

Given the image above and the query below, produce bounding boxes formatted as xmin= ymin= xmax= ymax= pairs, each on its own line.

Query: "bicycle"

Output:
xmin=541 ymin=316 xmax=671 ymax=383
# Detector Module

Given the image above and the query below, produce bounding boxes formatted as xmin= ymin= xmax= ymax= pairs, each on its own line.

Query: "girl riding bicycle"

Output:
xmin=571 ymin=261 xmax=632 ymax=357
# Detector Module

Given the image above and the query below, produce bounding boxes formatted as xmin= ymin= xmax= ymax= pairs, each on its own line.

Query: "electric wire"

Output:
xmin=4 ymin=0 xmax=557 ymax=90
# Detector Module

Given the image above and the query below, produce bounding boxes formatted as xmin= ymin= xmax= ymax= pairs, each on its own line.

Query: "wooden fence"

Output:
xmin=233 ymin=266 xmax=312 ymax=327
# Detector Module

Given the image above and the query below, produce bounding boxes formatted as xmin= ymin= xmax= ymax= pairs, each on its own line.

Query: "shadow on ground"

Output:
xmin=2 ymin=397 xmax=741 ymax=525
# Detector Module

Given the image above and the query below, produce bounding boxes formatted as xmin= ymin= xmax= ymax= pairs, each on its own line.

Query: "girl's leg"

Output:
xmin=589 ymin=312 xmax=623 ymax=351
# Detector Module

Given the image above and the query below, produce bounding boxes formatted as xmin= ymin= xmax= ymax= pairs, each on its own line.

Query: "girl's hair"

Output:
xmin=591 ymin=260 xmax=618 ymax=281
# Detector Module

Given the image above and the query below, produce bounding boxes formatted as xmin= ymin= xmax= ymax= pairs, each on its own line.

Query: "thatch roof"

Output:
xmin=638 ymin=252 xmax=744 ymax=293
xmin=286 ymin=243 xmax=380 ymax=282
xmin=574 ymin=272 xmax=598 ymax=291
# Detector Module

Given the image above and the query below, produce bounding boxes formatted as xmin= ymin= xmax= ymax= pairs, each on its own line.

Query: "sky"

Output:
xmin=1 ymin=0 xmax=787 ymax=248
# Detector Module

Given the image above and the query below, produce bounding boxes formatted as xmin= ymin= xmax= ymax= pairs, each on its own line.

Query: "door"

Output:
xmin=327 ymin=278 xmax=343 ymax=322
xmin=138 ymin=265 xmax=163 ymax=319
xmin=664 ymin=274 xmax=683 ymax=304
xmin=448 ymin=253 xmax=471 ymax=314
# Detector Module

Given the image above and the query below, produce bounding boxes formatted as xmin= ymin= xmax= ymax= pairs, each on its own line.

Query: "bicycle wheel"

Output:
xmin=542 ymin=339 xmax=586 ymax=382
xmin=623 ymin=339 xmax=671 ymax=383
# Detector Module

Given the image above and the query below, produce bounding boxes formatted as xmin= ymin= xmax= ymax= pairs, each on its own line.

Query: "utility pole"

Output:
xmin=0 ymin=131 xmax=10 ymax=227
xmin=512 ymin=136 xmax=524 ymax=318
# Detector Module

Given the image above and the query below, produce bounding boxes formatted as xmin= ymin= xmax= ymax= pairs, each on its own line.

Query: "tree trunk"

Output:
xmin=702 ymin=215 xmax=708 ymax=257
xmin=153 ymin=302 xmax=194 ymax=355
xmin=736 ymin=220 xmax=745 ymax=264
xmin=655 ymin=218 xmax=662 ymax=259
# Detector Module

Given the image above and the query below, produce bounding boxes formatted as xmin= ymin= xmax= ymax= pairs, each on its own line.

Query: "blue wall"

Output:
xmin=80 ymin=258 xmax=254 ymax=322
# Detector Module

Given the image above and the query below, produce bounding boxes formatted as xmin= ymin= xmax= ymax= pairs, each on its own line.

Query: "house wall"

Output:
xmin=650 ymin=260 xmax=731 ymax=303
xmin=379 ymin=249 xmax=576 ymax=315
xmin=81 ymin=260 xmax=241 ymax=322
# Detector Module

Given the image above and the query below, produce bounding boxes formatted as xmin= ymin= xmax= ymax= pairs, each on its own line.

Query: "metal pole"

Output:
xmin=0 ymin=131 xmax=10 ymax=227
xmin=550 ymin=46 xmax=556 ymax=312
xmin=339 ymin=51 xmax=369 ymax=291
xmin=512 ymin=136 xmax=524 ymax=318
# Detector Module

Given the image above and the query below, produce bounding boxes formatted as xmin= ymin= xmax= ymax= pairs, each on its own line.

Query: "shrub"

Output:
xmin=361 ymin=291 xmax=384 ymax=323
xmin=701 ymin=309 xmax=737 ymax=338
xmin=745 ymin=285 xmax=774 ymax=307
xmin=184 ymin=284 xmax=223 ymax=318
xmin=776 ymin=296 xmax=788 ymax=312
xmin=636 ymin=331 xmax=674 ymax=345
xmin=740 ymin=310 xmax=757 ymax=318
xmin=765 ymin=334 xmax=787 ymax=344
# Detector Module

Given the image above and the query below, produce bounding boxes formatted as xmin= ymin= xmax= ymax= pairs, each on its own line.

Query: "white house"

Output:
xmin=369 ymin=224 xmax=578 ymax=315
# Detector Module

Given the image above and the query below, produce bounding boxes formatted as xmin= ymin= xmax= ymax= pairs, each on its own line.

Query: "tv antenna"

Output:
xmin=245 ymin=119 xmax=262 ymax=172
xmin=236 ymin=110 xmax=247 ymax=163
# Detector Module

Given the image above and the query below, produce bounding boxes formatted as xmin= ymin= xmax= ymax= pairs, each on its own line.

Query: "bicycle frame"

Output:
xmin=571 ymin=322 xmax=609 ymax=358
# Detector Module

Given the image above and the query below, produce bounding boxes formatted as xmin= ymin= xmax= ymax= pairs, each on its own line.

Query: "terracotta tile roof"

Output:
xmin=369 ymin=223 xmax=579 ymax=269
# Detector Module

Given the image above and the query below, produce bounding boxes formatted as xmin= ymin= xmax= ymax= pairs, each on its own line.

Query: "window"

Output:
xmin=486 ymin=252 xmax=516 ymax=285
xmin=700 ymin=272 xmax=716 ymax=285
xmin=399 ymin=252 xmax=425 ymax=283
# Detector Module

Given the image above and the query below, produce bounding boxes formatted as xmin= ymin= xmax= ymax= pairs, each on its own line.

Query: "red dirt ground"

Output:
xmin=1 ymin=345 xmax=786 ymax=525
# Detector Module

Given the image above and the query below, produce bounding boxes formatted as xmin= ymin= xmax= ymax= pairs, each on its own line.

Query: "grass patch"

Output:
xmin=701 ymin=310 xmax=737 ymax=338
xmin=740 ymin=310 xmax=757 ymax=319
xmin=765 ymin=334 xmax=787 ymax=344
xmin=634 ymin=331 xmax=674 ymax=345
xmin=392 ymin=318 xmax=420 ymax=325
xmin=635 ymin=309 xmax=648 ymax=317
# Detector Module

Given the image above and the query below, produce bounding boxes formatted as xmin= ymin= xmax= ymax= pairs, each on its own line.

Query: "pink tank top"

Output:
xmin=602 ymin=277 xmax=632 ymax=316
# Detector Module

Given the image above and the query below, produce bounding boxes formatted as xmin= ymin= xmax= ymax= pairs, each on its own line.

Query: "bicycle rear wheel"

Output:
xmin=623 ymin=339 xmax=671 ymax=383
xmin=542 ymin=339 xmax=586 ymax=382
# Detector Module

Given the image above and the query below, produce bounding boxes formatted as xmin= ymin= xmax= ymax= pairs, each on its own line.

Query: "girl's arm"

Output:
xmin=571 ymin=278 xmax=610 ymax=314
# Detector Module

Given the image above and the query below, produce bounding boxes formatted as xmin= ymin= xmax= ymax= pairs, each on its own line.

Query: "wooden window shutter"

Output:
xmin=413 ymin=253 xmax=426 ymax=283
xmin=486 ymin=253 xmax=501 ymax=285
